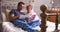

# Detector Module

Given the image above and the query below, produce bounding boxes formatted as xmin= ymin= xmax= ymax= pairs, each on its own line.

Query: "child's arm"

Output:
xmin=29 ymin=15 xmax=36 ymax=21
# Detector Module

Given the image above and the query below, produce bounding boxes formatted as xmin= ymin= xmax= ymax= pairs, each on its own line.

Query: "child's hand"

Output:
xmin=25 ymin=17 xmax=31 ymax=21
xmin=25 ymin=17 xmax=29 ymax=21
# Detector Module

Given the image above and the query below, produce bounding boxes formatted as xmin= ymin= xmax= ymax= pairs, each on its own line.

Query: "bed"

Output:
xmin=2 ymin=9 xmax=60 ymax=32
xmin=2 ymin=9 xmax=40 ymax=32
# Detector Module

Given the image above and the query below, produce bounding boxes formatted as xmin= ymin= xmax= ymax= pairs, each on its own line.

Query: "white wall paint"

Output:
xmin=2 ymin=0 xmax=60 ymax=16
xmin=34 ymin=0 xmax=51 ymax=16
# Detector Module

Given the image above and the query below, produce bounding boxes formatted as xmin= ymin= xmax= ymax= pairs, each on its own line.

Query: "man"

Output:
xmin=9 ymin=2 xmax=25 ymax=21
xmin=9 ymin=2 xmax=40 ymax=32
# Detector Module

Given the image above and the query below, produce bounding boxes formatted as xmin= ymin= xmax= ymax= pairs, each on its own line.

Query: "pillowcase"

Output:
xmin=5 ymin=9 xmax=10 ymax=21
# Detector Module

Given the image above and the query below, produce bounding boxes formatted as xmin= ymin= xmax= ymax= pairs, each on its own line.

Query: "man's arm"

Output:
xmin=9 ymin=14 xmax=19 ymax=21
xmin=9 ymin=9 xmax=20 ymax=21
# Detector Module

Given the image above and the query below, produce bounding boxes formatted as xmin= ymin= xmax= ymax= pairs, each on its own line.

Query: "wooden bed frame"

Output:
xmin=46 ymin=10 xmax=60 ymax=23
xmin=45 ymin=10 xmax=60 ymax=32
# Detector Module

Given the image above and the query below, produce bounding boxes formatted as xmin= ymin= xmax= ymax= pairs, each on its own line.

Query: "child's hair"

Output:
xmin=26 ymin=5 xmax=32 ymax=10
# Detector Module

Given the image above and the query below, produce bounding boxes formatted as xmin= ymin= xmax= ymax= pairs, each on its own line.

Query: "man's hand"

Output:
xmin=25 ymin=17 xmax=29 ymax=21
xmin=9 ymin=14 xmax=19 ymax=21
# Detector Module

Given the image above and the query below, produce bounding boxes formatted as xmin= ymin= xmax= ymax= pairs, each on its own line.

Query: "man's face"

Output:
xmin=18 ymin=4 xmax=24 ymax=10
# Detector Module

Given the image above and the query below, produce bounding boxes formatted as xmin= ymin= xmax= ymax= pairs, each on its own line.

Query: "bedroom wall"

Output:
xmin=34 ymin=0 xmax=60 ymax=16
xmin=0 ymin=0 xmax=54 ymax=20
xmin=34 ymin=0 xmax=51 ymax=16
xmin=1 ymin=0 xmax=60 ymax=18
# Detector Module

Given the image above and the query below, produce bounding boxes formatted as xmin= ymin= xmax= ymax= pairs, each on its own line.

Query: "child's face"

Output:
xmin=27 ymin=6 xmax=32 ymax=13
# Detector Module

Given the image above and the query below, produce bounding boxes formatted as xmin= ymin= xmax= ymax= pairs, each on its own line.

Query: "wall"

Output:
xmin=53 ymin=0 xmax=60 ymax=8
xmin=34 ymin=0 xmax=60 ymax=16
xmin=34 ymin=0 xmax=51 ymax=16
xmin=1 ymin=0 xmax=60 ymax=17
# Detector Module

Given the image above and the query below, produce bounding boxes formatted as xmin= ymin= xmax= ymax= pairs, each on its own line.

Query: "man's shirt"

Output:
xmin=10 ymin=9 xmax=26 ymax=20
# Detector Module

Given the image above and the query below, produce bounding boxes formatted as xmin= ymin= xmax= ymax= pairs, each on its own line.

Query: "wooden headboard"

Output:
xmin=45 ymin=10 xmax=60 ymax=23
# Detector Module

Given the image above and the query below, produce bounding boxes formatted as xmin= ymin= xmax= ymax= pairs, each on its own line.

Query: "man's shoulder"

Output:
xmin=10 ymin=9 xmax=17 ymax=13
xmin=11 ymin=9 xmax=17 ymax=11
xmin=11 ymin=9 xmax=17 ymax=12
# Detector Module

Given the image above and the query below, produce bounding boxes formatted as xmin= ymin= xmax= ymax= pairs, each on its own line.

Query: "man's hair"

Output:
xmin=18 ymin=2 xmax=25 ymax=6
